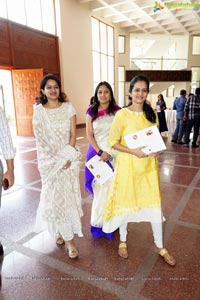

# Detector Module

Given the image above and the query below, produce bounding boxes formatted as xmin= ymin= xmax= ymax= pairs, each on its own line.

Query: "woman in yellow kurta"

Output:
xmin=103 ymin=75 xmax=176 ymax=266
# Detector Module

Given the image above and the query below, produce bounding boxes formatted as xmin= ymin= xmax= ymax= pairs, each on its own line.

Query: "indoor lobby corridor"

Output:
xmin=0 ymin=127 xmax=199 ymax=300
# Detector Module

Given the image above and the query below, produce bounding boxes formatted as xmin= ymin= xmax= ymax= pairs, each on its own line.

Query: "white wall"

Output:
xmin=55 ymin=0 xmax=93 ymax=124
xmin=119 ymin=30 xmax=192 ymax=107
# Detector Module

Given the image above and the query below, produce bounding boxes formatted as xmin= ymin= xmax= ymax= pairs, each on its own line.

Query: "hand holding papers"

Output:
xmin=124 ymin=125 xmax=166 ymax=155
xmin=85 ymin=155 xmax=114 ymax=184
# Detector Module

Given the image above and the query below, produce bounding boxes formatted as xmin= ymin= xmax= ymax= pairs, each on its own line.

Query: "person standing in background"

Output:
xmin=33 ymin=74 xmax=83 ymax=259
xmin=0 ymin=106 xmax=15 ymax=255
xmin=102 ymin=75 xmax=176 ymax=266
xmin=85 ymin=81 xmax=120 ymax=240
xmin=156 ymin=94 xmax=168 ymax=133
xmin=171 ymin=89 xmax=187 ymax=144
xmin=183 ymin=88 xmax=200 ymax=148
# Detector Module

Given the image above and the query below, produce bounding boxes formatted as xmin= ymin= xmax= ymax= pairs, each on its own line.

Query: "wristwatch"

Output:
xmin=97 ymin=149 xmax=103 ymax=156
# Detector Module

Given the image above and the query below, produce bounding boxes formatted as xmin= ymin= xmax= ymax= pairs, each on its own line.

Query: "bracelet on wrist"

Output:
xmin=97 ymin=149 xmax=103 ymax=156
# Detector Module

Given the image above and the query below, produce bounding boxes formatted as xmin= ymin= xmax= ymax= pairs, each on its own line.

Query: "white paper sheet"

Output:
xmin=85 ymin=155 xmax=114 ymax=184
xmin=124 ymin=125 xmax=166 ymax=155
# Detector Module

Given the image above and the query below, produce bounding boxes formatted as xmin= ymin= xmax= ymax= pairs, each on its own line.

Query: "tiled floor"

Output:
xmin=0 ymin=126 xmax=200 ymax=300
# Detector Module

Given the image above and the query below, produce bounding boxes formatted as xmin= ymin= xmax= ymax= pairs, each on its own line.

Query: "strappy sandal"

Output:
xmin=56 ymin=233 xmax=65 ymax=245
xmin=67 ymin=243 xmax=79 ymax=259
xmin=118 ymin=242 xmax=128 ymax=259
xmin=156 ymin=248 xmax=176 ymax=266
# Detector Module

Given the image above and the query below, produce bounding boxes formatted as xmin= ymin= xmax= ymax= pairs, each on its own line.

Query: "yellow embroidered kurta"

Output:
xmin=103 ymin=108 xmax=163 ymax=233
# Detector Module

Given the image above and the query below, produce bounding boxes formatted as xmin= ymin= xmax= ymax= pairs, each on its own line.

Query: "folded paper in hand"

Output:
xmin=85 ymin=155 xmax=114 ymax=184
xmin=124 ymin=125 xmax=166 ymax=154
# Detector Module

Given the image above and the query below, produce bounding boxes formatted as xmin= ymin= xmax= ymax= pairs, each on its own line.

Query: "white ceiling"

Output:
xmin=79 ymin=0 xmax=200 ymax=35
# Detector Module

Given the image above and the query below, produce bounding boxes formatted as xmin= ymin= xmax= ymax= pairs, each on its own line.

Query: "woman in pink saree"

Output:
xmin=85 ymin=81 xmax=120 ymax=240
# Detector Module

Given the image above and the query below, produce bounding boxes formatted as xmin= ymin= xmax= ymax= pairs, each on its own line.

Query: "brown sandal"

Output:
xmin=56 ymin=233 xmax=65 ymax=245
xmin=66 ymin=242 xmax=78 ymax=259
xmin=118 ymin=242 xmax=128 ymax=259
xmin=157 ymin=248 xmax=176 ymax=266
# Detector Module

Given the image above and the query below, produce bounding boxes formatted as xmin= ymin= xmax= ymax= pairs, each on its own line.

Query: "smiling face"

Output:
xmin=42 ymin=79 xmax=60 ymax=101
xmin=129 ymin=80 xmax=148 ymax=105
xmin=97 ymin=84 xmax=111 ymax=107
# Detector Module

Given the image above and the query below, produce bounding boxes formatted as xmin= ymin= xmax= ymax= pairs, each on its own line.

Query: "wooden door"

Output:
xmin=12 ymin=68 xmax=43 ymax=136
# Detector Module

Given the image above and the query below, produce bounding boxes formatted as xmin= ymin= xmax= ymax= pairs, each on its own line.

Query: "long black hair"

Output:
xmin=157 ymin=94 xmax=165 ymax=102
xmin=89 ymin=81 xmax=117 ymax=119
xmin=39 ymin=74 xmax=68 ymax=105
xmin=129 ymin=75 xmax=156 ymax=124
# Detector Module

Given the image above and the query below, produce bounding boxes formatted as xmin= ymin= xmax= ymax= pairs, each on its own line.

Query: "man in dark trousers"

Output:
xmin=171 ymin=89 xmax=187 ymax=144
xmin=183 ymin=88 xmax=200 ymax=148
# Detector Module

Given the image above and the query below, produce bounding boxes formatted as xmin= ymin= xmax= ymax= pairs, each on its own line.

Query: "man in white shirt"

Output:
xmin=0 ymin=106 xmax=15 ymax=256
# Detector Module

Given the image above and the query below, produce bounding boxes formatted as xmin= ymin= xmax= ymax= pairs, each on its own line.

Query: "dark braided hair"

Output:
xmin=129 ymin=75 xmax=156 ymax=123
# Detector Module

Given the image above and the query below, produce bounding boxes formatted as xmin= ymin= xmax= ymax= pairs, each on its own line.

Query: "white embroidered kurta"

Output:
xmin=33 ymin=103 xmax=83 ymax=241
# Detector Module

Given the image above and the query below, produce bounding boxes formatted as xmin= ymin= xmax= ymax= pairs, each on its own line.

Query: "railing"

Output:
xmin=130 ymin=58 xmax=188 ymax=71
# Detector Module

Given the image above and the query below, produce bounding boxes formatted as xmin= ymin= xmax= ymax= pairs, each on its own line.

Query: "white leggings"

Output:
xmin=119 ymin=222 xmax=163 ymax=249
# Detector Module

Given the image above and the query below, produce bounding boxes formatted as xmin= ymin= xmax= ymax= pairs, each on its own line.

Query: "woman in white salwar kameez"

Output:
xmin=33 ymin=74 xmax=83 ymax=259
